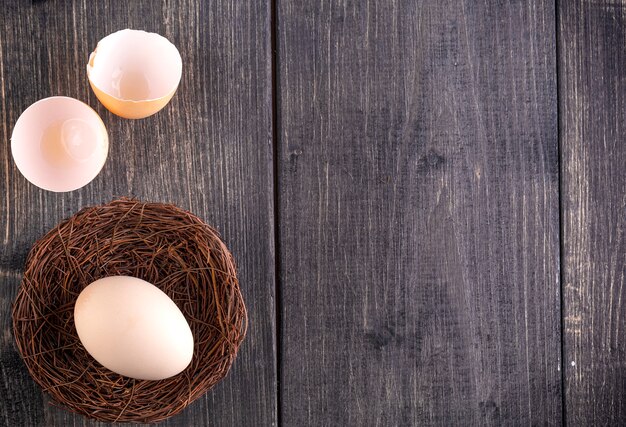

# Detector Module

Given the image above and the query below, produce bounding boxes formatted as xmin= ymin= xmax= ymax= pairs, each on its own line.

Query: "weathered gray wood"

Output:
xmin=277 ymin=1 xmax=561 ymax=425
xmin=0 ymin=1 xmax=276 ymax=426
xmin=559 ymin=1 xmax=626 ymax=424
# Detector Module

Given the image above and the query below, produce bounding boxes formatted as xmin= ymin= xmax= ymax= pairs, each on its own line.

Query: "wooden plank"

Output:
xmin=0 ymin=1 xmax=276 ymax=426
xmin=559 ymin=1 xmax=626 ymax=424
xmin=277 ymin=1 xmax=561 ymax=425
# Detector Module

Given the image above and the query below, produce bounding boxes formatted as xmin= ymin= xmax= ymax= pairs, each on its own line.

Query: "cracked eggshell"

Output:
xmin=87 ymin=29 xmax=182 ymax=119
xmin=11 ymin=96 xmax=109 ymax=192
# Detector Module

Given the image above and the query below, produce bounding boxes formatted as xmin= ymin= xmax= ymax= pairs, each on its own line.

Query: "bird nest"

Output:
xmin=12 ymin=198 xmax=247 ymax=423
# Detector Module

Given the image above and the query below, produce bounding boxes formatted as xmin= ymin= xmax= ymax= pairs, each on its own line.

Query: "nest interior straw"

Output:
xmin=12 ymin=198 xmax=247 ymax=423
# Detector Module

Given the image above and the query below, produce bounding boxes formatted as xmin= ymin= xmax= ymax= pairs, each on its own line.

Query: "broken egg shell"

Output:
xmin=87 ymin=29 xmax=182 ymax=119
xmin=10 ymin=96 xmax=109 ymax=192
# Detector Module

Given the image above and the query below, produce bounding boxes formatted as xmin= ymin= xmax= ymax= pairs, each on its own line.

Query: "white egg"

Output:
xmin=74 ymin=276 xmax=194 ymax=380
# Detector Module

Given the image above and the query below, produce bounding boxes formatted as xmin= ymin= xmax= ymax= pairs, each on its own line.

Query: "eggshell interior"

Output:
xmin=87 ymin=29 xmax=182 ymax=118
xmin=74 ymin=276 xmax=194 ymax=381
xmin=11 ymin=97 xmax=109 ymax=192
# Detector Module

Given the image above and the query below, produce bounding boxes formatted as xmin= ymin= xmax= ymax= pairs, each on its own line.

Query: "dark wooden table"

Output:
xmin=0 ymin=1 xmax=624 ymax=426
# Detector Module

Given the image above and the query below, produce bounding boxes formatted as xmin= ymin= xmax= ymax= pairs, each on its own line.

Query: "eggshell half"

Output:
xmin=74 ymin=276 xmax=194 ymax=381
xmin=11 ymin=97 xmax=108 ymax=192
xmin=87 ymin=29 xmax=182 ymax=119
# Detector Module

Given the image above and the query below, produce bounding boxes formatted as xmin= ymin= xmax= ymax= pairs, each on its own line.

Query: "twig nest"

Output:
xmin=87 ymin=29 xmax=183 ymax=119
xmin=12 ymin=198 xmax=247 ymax=423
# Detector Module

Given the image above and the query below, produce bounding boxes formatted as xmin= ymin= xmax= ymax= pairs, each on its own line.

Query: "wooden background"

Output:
xmin=0 ymin=0 xmax=624 ymax=425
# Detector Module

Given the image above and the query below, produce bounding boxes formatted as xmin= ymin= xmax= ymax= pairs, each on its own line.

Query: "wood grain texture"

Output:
xmin=277 ymin=1 xmax=561 ymax=425
xmin=559 ymin=1 xmax=626 ymax=424
xmin=0 ymin=1 xmax=276 ymax=426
